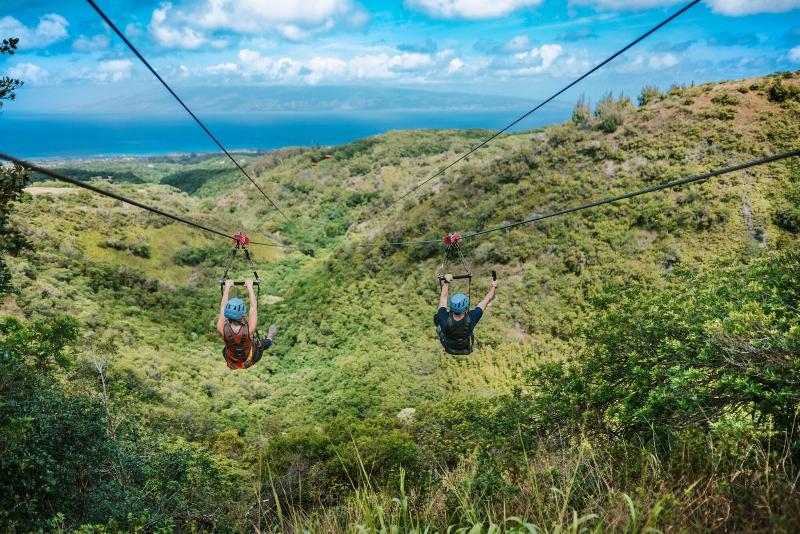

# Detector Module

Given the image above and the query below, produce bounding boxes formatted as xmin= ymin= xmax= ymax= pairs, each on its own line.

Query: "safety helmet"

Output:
xmin=449 ymin=293 xmax=469 ymax=313
xmin=224 ymin=298 xmax=246 ymax=321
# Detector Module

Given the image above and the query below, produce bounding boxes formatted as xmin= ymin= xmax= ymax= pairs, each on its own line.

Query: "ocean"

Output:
xmin=0 ymin=109 xmax=570 ymax=159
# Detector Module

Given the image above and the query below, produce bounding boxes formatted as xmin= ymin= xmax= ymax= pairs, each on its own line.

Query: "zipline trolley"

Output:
xmin=437 ymin=232 xmax=472 ymax=303
xmin=220 ymin=232 xmax=260 ymax=297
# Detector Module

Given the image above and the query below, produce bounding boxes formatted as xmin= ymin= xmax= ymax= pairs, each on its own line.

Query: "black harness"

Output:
xmin=436 ymin=311 xmax=474 ymax=355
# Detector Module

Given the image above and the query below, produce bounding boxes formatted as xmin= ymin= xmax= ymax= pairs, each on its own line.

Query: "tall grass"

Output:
xmin=250 ymin=426 xmax=800 ymax=533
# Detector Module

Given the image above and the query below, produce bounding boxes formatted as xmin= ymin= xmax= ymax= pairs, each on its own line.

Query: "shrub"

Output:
xmin=767 ymin=80 xmax=800 ymax=104
xmin=711 ymin=93 xmax=740 ymax=106
xmin=594 ymin=93 xmax=633 ymax=133
xmin=774 ymin=206 xmax=800 ymax=233
xmin=162 ymin=168 xmax=230 ymax=195
xmin=637 ymin=85 xmax=662 ymax=107
xmin=173 ymin=243 xmax=225 ymax=266
xmin=525 ymin=247 xmax=800 ymax=451
xmin=571 ymin=95 xmax=592 ymax=127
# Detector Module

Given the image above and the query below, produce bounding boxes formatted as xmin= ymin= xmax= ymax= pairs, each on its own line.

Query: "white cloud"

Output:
xmin=789 ymin=46 xmax=800 ymax=63
xmin=500 ymin=43 xmax=563 ymax=75
xmin=405 ymin=0 xmax=543 ymax=19
xmin=207 ymin=62 xmax=238 ymax=74
xmin=232 ymin=46 xmax=467 ymax=85
xmin=569 ymin=0 xmax=679 ymax=9
xmin=706 ymin=0 xmax=800 ymax=15
xmin=0 ymin=13 xmax=69 ymax=49
xmin=447 ymin=57 xmax=464 ymax=74
xmin=570 ymin=0 xmax=800 ymax=15
xmin=93 ymin=59 xmax=134 ymax=82
xmin=73 ymin=34 xmax=110 ymax=52
xmin=125 ymin=23 xmax=144 ymax=37
xmin=149 ymin=3 xmax=207 ymax=49
xmin=196 ymin=0 xmax=366 ymax=38
xmin=7 ymin=62 xmax=49 ymax=84
xmin=619 ymin=52 xmax=679 ymax=72
xmin=649 ymin=52 xmax=679 ymax=69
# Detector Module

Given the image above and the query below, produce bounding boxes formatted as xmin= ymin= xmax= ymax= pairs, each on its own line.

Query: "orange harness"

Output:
xmin=223 ymin=322 xmax=254 ymax=369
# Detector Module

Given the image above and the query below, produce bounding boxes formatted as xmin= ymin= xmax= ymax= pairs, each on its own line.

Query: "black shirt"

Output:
xmin=436 ymin=306 xmax=483 ymax=335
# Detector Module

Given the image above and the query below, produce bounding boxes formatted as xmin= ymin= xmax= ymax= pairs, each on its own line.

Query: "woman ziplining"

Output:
xmin=216 ymin=233 xmax=277 ymax=370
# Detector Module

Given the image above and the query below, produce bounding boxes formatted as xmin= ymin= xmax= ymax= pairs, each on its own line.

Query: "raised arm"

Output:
xmin=438 ymin=273 xmax=453 ymax=309
xmin=477 ymin=278 xmax=498 ymax=311
xmin=246 ymin=280 xmax=258 ymax=332
xmin=216 ymin=280 xmax=233 ymax=335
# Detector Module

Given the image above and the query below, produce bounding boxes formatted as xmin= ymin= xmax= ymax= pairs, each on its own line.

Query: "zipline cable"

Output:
xmin=393 ymin=0 xmax=702 ymax=205
xmin=0 ymin=152 xmax=290 ymax=249
xmin=356 ymin=149 xmax=800 ymax=247
xmin=85 ymin=0 xmax=289 ymax=223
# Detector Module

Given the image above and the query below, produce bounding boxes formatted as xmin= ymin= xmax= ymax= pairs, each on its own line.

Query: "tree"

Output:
xmin=0 ymin=37 xmax=23 ymax=108
xmin=0 ymin=36 xmax=28 ymax=295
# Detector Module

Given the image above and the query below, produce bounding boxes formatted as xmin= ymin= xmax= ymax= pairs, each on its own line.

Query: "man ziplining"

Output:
xmin=435 ymin=272 xmax=498 ymax=356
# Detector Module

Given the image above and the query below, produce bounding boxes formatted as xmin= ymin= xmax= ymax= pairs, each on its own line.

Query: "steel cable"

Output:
xmin=85 ymin=0 xmax=289 ymax=222
xmin=392 ymin=0 xmax=702 ymax=205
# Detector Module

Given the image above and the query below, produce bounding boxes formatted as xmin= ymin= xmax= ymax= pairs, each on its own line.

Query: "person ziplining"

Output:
xmin=434 ymin=233 xmax=498 ymax=355
xmin=216 ymin=233 xmax=277 ymax=370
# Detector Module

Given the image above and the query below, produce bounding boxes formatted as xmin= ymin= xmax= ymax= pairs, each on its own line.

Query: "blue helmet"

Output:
xmin=224 ymin=298 xmax=246 ymax=321
xmin=449 ymin=293 xmax=469 ymax=313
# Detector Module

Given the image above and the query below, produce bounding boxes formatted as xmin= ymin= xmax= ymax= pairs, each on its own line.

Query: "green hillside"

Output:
xmin=2 ymin=71 xmax=800 ymax=532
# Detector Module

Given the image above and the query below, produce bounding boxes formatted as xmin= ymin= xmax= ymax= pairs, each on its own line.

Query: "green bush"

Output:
xmin=571 ymin=95 xmax=592 ymax=127
xmin=767 ymin=80 xmax=800 ymax=104
xmin=526 ymin=247 xmax=800 ymax=451
xmin=173 ymin=243 xmax=226 ymax=266
xmin=637 ymin=85 xmax=662 ymax=107
xmin=774 ymin=206 xmax=800 ymax=233
xmin=594 ymin=93 xmax=633 ymax=133
xmin=162 ymin=168 xmax=230 ymax=194
xmin=711 ymin=93 xmax=740 ymax=106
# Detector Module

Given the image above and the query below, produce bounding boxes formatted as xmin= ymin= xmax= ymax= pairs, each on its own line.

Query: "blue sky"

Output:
xmin=1 ymin=0 xmax=799 ymax=112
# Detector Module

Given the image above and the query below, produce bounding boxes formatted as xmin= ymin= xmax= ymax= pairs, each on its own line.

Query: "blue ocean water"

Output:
xmin=0 ymin=109 xmax=570 ymax=159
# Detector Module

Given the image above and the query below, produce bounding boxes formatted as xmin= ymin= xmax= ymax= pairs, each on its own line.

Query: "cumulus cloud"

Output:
xmin=231 ymin=46 xmax=466 ymax=85
xmin=706 ymin=0 xmax=800 ymax=16
xmin=511 ymin=44 xmax=563 ymax=74
xmin=195 ymin=0 xmax=367 ymax=39
xmin=149 ymin=3 xmax=208 ymax=49
xmin=207 ymin=62 xmax=238 ymax=75
xmin=570 ymin=0 xmax=800 ymax=16
xmin=486 ymin=43 xmax=567 ymax=77
xmin=405 ymin=0 xmax=543 ymax=20
xmin=93 ymin=59 xmax=134 ymax=82
xmin=619 ymin=52 xmax=679 ymax=72
xmin=789 ymin=45 xmax=800 ymax=63
xmin=447 ymin=57 xmax=465 ymax=74
xmin=0 ymin=13 xmax=69 ymax=49
xmin=73 ymin=34 xmax=110 ymax=52
xmin=7 ymin=62 xmax=49 ymax=84
xmin=569 ymin=0 xmax=677 ymax=9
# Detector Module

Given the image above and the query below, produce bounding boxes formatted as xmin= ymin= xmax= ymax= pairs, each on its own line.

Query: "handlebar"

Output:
xmin=220 ymin=279 xmax=260 ymax=286
xmin=438 ymin=274 xmax=473 ymax=281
